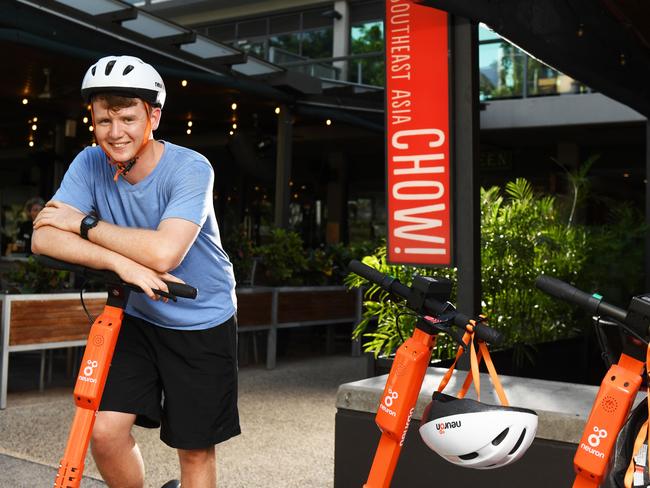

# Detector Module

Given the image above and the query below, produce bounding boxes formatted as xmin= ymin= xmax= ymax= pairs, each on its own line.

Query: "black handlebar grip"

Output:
xmin=348 ymin=259 xmax=411 ymax=300
xmin=535 ymin=275 xmax=601 ymax=315
xmin=348 ymin=259 xmax=389 ymax=287
xmin=164 ymin=281 xmax=198 ymax=300
xmin=453 ymin=310 xmax=504 ymax=345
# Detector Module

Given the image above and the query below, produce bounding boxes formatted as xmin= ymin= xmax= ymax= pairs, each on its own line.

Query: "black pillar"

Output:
xmin=275 ymin=104 xmax=293 ymax=229
xmin=646 ymin=121 xmax=650 ymax=292
xmin=452 ymin=17 xmax=481 ymax=317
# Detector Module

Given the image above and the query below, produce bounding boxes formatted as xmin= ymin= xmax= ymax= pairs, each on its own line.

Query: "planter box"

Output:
xmin=236 ymin=286 xmax=362 ymax=368
xmin=0 ymin=286 xmax=363 ymax=408
xmin=0 ymin=292 xmax=106 ymax=409
xmin=335 ymin=367 xmax=643 ymax=487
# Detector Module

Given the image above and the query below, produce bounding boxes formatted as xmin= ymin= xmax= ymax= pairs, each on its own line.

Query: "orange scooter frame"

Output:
xmin=572 ymin=349 xmax=645 ymax=488
xmin=363 ymin=326 xmax=436 ymax=488
xmin=54 ymin=286 xmax=128 ymax=488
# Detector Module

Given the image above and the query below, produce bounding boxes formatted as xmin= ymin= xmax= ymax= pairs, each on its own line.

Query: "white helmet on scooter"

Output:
xmin=81 ymin=55 xmax=166 ymax=108
xmin=419 ymin=392 xmax=538 ymax=469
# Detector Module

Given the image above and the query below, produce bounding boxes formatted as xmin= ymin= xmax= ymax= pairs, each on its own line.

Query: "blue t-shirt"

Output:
xmin=53 ymin=141 xmax=237 ymax=330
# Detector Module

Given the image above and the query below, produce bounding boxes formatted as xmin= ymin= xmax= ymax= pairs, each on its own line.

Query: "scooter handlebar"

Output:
xmin=348 ymin=259 xmax=503 ymax=344
xmin=535 ymin=275 xmax=626 ymax=323
xmin=36 ymin=255 xmax=198 ymax=300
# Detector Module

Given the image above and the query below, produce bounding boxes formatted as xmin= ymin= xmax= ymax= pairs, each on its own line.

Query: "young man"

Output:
xmin=32 ymin=55 xmax=239 ymax=488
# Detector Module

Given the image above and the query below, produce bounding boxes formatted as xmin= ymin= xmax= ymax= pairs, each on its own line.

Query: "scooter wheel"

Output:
xmin=160 ymin=481 xmax=180 ymax=488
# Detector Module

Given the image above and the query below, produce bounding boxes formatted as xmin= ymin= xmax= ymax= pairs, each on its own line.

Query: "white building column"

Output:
xmin=332 ymin=0 xmax=350 ymax=81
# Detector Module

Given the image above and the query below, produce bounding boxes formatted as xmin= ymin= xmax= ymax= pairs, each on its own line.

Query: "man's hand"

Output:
xmin=33 ymin=200 xmax=85 ymax=235
xmin=112 ymin=255 xmax=185 ymax=302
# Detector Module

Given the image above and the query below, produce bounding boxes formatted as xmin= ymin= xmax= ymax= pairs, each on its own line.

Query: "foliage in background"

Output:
xmin=253 ymin=228 xmax=308 ymax=286
xmin=480 ymin=179 xmax=588 ymax=364
xmin=346 ymin=178 xmax=589 ymax=360
xmin=4 ymin=256 xmax=71 ymax=293
xmin=222 ymin=224 xmax=256 ymax=284
xmin=581 ymin=202 xmax=647 ymax=304
xmin=345 ymin=247 xmax=459 ymax=361
xmin=1 ymin=204 xmax=25 ymax=247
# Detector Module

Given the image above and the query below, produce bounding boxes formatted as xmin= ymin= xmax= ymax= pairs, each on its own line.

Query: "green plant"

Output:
xmin=480 ymin=178 xmax=587 ymax=350
xmin=5 ymin=256 xmax=71 ymax=293
xmin=581 ymin=202 xmax=647 ymax=304
xmin=222 ymin=224 xmax=255 ymax=284
xmin=345 ymin=246 xmax=458 ymax=360
xmin=254 ymin=228 xmax=308 ymax=286
xmin=347 ymin=178 xmax=589 ymax=360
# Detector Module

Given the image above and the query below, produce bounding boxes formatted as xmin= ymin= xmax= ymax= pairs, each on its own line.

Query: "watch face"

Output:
xmin=83 ymin=215 xmax=97 ymax=226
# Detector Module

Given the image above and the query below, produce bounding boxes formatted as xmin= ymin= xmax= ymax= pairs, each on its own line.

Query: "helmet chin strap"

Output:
xmin=90 ymin=101 xmax=154 ymax=182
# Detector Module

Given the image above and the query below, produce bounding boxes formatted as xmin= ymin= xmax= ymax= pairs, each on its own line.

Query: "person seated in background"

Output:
xmin=17 ymin=197 xmax=45 ymax=255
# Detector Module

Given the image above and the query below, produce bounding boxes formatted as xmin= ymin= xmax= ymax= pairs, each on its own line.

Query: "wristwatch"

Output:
xmin=80 ymin=214 xmax=99 ymax=240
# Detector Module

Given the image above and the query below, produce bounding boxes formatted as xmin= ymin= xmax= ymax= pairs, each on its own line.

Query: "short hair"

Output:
xmin=91 ymin=93 xmax=140 ymax=111
xmin=25 ymin=197 xmax=45 ymax=212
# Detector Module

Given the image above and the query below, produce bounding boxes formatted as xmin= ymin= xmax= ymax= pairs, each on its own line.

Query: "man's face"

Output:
xmin=29 ymin=204 xmax=43 ymax=221
xmin=92 ymin=99 xmax=161 ymax=162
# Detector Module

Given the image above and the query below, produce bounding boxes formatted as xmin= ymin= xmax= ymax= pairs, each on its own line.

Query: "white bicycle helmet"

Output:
xmin=419 ymin=391 xmax=538 ymax=469
xmin=81 ymin=55 xmax=166 ymax=108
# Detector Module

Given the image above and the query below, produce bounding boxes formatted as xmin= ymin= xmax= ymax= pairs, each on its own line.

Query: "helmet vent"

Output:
xmin=105 ymin=60 xmax=116 ymax=76
xmin=91 ymin=66 xmax=96 ymax=76
xmin=458 ymin=452 xmax=479 ymax=460
xmin=508 ymin=428 xmax=527 ymax=455
xmin=123 ymin=65 xmax=134 ymax=76
xmin=492 ymin=427 xmax=509 ymax=446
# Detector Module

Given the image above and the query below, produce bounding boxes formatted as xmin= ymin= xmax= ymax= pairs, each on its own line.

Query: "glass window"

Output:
xmin=350 ymin=21 xmax=384 ymax=86
xmin=478 ymin=23 xmax=500 ymax=42
xmin=302 ymin=7 xmax=333 ymax=29
xmin=479 ymin=42 xmax=525 ymax=99
xmin=237 ymin=18 xmax=268 ymax=39
xmin=301 ymin=27 xmax=333 ymax=59
xmin=270 ymin=13 xmax=301 ymax=35
xmin=526 ymin=58 xmax=586 ymax=96
xmin=207 ymin=23 xmax=237 ymax=42
xmin=269 ymin=33 xmax=301 ymax=55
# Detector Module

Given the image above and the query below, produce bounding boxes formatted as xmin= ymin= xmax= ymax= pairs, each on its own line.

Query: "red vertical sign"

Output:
xmin=385 ymin=1 xmax=451 ymax=266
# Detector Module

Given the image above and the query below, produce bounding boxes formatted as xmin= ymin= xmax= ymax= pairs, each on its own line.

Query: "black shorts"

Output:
xmin=99 ymin=313 xmax=240 ymax=450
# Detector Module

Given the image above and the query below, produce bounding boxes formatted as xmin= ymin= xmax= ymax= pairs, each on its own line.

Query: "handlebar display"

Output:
xmin=348 ymin=259 xmax=503 ymax=345
xmin=36 ymin=255 xmax=198 ymax=300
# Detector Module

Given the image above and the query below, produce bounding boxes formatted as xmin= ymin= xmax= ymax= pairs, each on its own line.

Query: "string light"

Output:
xmin=186 ymin=129 xmax=192 ymax=135
xmin=274 ymin=107 xmax=280 ymax=114
xmin=229 ymin=130 xmax=234 ymax=135
xmin=22 ymin=98 xmax=28 ymax=105
xmin=231 ymin=102 xmax=237 ymax=110
xmin=32 ymin=117 xmax=38 ymax=122
xmin=325 ymin=119 xmax=332 ymax=126
xmin=28 ymin=141 xmax=34 ymax=147
xmin=88 ymin=126 xmax=94 ymax=132
xmin=31 ymin=124 xmax=37 ymax=131
xmin=82 ymin=116 xmax=89 ymax=124
xmin=232 ymin=123 xmax=237 ymax=129
xmin=187 ymin=120 xmax=193 ymax=127
xmin=181 ymin=80 xmax=188 ymax=87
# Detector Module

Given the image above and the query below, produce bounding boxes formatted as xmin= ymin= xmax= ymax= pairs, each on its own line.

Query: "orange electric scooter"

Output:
xmin=348 ymin=260 xmax=504 ymax=488
xmin=36 ymin=255 xmax=197 ymax=488
xmin=536 ymin=275 xmax=650 ymax=487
